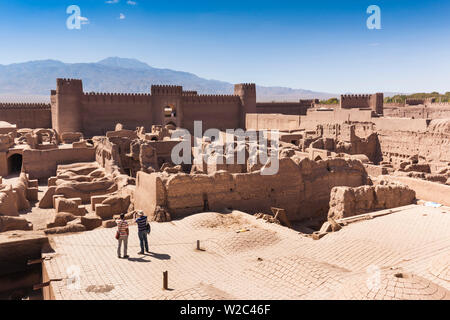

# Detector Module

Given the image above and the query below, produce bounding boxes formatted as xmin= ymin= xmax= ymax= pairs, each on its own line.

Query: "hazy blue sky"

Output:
xmin=0 ymin=0 xmax=449 ymax=93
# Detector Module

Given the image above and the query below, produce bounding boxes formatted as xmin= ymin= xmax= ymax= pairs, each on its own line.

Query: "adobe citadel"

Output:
xmin=0 ymin=78 xmax=449 ymax=300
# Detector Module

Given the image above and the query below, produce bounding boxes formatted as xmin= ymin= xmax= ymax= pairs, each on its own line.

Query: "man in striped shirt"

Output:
xmin=116 ymin=213 xmax=129 ymax=259
xmin=134 ymin=210 xmax=149 ymax=254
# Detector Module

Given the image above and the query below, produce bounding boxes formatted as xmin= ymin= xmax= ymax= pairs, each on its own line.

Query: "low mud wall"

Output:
xmin=23 ymin=147 xmax=95 ymax=180
xmin=135 ymin=157 xmax=369 ymax=222
xmin=382 ymin=176 xmax=450 ymax=206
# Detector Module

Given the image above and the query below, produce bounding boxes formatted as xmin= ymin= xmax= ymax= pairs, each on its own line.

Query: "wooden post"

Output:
xmin=163 ymin=271 xmax=168 ymax=290
xmin=196 ymin=240 xmax=200 ymax=250
xmin=271 ymin=207 xmax=292 ymax=228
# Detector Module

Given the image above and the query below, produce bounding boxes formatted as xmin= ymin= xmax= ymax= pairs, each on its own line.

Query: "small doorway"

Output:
xmin=8 ymin=154 xmax=23 ymax=175
xmin=314 ymin=155 xmax=323 ymax=161
xmin=202 ymin=193 xmax=209 ymax=212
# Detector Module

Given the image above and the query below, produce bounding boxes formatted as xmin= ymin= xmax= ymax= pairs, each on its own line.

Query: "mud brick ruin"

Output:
xmin=0 ymin=78 xmax=449 ymax=300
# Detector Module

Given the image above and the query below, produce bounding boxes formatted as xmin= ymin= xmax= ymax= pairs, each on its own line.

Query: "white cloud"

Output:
xmin=79 ymin=16 xmax=90 ymax=25
xmin=127 ymin=1 xmax=137 ymax=5
xmin=119 ymin=13 xmax=126 ymax=20
xmin=105 ymin=0 xmax=119 ymax=4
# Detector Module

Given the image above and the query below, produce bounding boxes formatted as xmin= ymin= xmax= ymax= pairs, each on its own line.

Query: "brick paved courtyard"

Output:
xmin=43 ymin=204 xmax=450 ymax=300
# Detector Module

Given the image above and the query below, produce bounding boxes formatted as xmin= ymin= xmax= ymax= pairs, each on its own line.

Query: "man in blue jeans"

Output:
xmin=134 ymin=210 xmax=149 ymax=254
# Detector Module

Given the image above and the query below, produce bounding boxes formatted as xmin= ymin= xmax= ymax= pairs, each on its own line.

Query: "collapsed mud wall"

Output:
xmin=328 ymin=182 xmax=416 ymax=220
xmin=334 ymin=133 xmax=381 ymax=164
xmin=135 ymin=157 xmax=369 ymax=222
xmin=94 ymin=130 xmax=183 ymax=177
xmin=374 ymin=118 xmax=450 ymax=172
xmin=0 ymin=173 xmax=34 ymax=217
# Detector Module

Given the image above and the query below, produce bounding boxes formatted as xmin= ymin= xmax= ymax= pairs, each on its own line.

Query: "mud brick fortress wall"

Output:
xmin=246 ymin=109 xmax=374 ymax=131
xmin=81 ymin=93 xmax=153 ymax=137
xmin=255 ymin=99 xmax=318 ymax=116
xmin=0 ymin=103 xmax=51 ymax=129
xmin=135 ymin=157 xmax=369 ymax=222
xmin=180 ymin=94 xmax=242 ymax=133
xmin=51 ymin=79 xmax=260 ymax=137
xmin=383 ymin=104 xmax=450 ymax=119
xmin=372 ymin=118 xmax=450 ymax=172
xmin=246 ymin=114 xmax=302 ymax=130
xmin=247 ymin=109 xmax=450 ymax=173
xmin=340 ymin=93 xmax=383 ymax=115
xmin=52 ymin=79 xmax=154 ymax=137
xmin=50 ymin=79 xmax=324 ymax=137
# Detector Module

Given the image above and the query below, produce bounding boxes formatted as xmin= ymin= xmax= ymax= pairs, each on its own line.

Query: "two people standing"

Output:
xmin=116 ymin=210 xmax=150 ymax=258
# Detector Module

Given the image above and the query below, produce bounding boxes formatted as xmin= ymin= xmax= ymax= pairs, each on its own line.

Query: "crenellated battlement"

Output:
xmin=82 ymin=92 xmax=152 ymax=104
xmin=182 ymin=91 xmax=198 ymax=96
xmin=182 ymin=94 xmax=241 ymax=104
xmin=340 ymin=93 xmax=383 ymax=115
xmin=84 ymin=92 xmax=151 ymax=96
xmin=405 ymin=98 xmax=436 ymax=106
xmin=56 ymin=79 xmax=82 ymax=86
xmin=48 ymin=78 xmax=255 ymax=134
xmin=56 ymin=78 xmax=83 ymax=94
xmin=0 ymin=102 xmax=51 ymax=109
xmin=151 ymin=85 xmax=183 ymax=96
xmin=234 ymin=83 xmax=256 ymax=92
xmin=341 ymin=94 xmax=372 ymax=100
